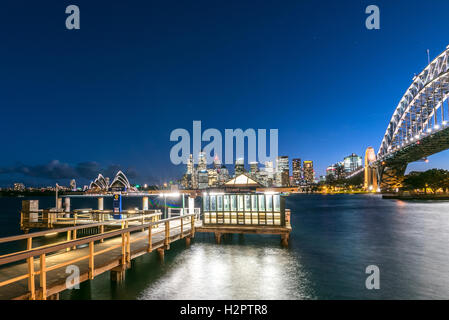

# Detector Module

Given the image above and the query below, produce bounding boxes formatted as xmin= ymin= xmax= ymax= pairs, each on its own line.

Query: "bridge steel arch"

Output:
xmin=378 ymin=47 xmax=449 ymax=157
xmin=374 ymin=46 xmax=449 ymax=191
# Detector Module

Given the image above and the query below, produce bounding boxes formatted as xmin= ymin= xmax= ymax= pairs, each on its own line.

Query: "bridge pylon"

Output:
xmin=364 ymin=147 xmax=378 ymax=192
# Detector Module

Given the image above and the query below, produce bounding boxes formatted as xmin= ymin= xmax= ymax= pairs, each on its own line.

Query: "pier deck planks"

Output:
xmin=0 ymin=220 xmax=195 ymax=300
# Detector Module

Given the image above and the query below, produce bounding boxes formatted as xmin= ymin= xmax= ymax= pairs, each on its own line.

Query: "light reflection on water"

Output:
xmin=137 ymin=243 xmax=313 ymax=300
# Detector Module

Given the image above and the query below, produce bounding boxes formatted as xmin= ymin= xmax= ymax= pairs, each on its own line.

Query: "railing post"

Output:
xmin=126 ymin=232 xmax=131 ymax=263
xmin=72 ymin=229 xmax=77 ymax=250
xmin=191 ymin=215 xmax=195 ymax=238
xmin=66 ymin=230 xmax=71 ymax=252
xmin=39 ymin=253 xmax=46 ymax=300
xmin=100 ymin=225 xmax=104 ymax=243
xmin=180 ymin=217 xmax=184 ymax=238
xmin=27 ymin=256 xmax=35 ymax=300
xmin=165 ymin=221 xmax=170 ymax=249
xmin=121 ymin=234 xmax=126 ymax=265
xmin=148 ymin=223 xmax=152 ymax=252
xmin=89 ymin=241 xmax=95 ymax=280
xmin=27 ymin=237 xmax=32 ymax=251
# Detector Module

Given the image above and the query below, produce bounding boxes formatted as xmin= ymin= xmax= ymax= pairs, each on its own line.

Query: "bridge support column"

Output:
xmin=157 ymin=248 xmax=165 ymax=262
xmin=142 ymin=196 xmax=149 ymax=211
xmin=110 ymin=265 xmax=126 ymax=283
xmin=185 ymin=237 xmax=191 ymax=247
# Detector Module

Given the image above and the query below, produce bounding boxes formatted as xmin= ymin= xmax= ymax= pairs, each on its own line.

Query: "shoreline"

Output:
xmin=382 ymin=193 xmax=449 ymax=200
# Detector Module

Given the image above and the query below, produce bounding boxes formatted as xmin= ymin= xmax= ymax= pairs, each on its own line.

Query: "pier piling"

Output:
xmin=157 ymin=248 xmax=165 ymax=262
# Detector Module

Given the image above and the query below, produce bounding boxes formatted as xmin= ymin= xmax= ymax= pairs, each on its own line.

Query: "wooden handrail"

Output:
xmin=0 ymin=213 xmax=196 ymax=266
xmin=1 ymin=212 xmax=162 ymax=244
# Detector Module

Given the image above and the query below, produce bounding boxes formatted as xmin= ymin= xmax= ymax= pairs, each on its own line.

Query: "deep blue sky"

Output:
xmin=1 ymin=0 xmax=449 ymax=187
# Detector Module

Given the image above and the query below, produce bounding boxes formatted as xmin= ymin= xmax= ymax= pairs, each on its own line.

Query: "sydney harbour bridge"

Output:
xmin=350 ymin=45 xmax=449 ymax=192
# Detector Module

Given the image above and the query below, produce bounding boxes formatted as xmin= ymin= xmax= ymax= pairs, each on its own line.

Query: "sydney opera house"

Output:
xmin=88 ymin=171 xmax=136 ymax=192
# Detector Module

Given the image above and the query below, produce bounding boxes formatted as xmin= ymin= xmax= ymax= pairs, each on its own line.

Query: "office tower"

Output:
xmin=264 ymin=161 xmax=274 ymax=174
xmin=326 ymin=165 xmax=336 ymax=177
xmin=218 ymin=164 xmax=230 ymax=185
xmin=213 ymin=154 xmax=221 ymax=170
xmin=198 ymin=170 xmax=209 ymax=189
xmin=276 ymin=156 xmax=290 ymax=186
xmin=343 ymin=153 xmax=363 ymax=173
xmin=250 ymin=161 xmax=259 ymax=173
xmin=303 ymin=160 xmax=315 ymax=184
xmin=292 ymin=158 xmax=302 ymax=185
xmin=234 ymin=158 xmax=245 ymax=176
xmin=198 ymin=152 xmax=207 ymax=172
xmin=187 ymin=154 xmax=194 ymax=175
xmin=207 ymin=168 xmax=218 ymax=187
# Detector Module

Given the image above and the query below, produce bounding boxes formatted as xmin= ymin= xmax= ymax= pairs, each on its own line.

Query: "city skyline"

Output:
xmin=2 ymin=1 xmax=449 ymax=186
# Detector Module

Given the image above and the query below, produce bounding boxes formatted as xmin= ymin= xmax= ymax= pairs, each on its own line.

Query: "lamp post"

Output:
xmin=55 ymin=183 xmax=59 ymax=211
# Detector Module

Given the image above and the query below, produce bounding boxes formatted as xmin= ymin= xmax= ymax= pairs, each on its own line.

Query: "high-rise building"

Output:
xmin=207 ymin=168 xmax=218 ymax=187
xmin=343 ymin=153 xmax=363 ymax=173
xmin=264 ymin=161 xmax=274 ymax=174
xmin=303 ymin=160 xmax=315 ymax=184
xmin=234 ymin=158 xmax=245 ymax=176
xmin=198 ymin=152 xmax=207 ymax=172
xmin=326 ymin=165 xmax=336 ymax=177
xmin=276 ymin=156 xmax=289 ymax=172
xmin=292 ymin=158 xmax=302 ymax=185
xmin=218 ymin=165 xmax=230 ymax=185
xmin=198 ymin=170 xmax=209 ymax=189
xmin=249 ymin=162 xmax=259 ymax=174
xmin=276 ymin=156 xmax=289 ymax=186
xmin=187 ymin=154 xmax=194 ymax=175
xmin=213 ymin=154 xmax=221 ymax=170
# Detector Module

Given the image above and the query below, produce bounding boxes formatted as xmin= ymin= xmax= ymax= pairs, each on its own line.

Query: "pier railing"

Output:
xmin=0 ymin=212 xmax=199 ymax=300
xmin=20 ymin=208 xmax=164 ymax=229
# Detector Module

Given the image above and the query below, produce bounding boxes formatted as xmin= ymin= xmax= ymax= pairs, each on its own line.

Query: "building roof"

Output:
xmin=224 ymin=173 xmax=262 ymax=187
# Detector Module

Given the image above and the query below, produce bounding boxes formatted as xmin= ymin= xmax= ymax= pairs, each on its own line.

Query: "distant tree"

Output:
xmin=403 ymin=169 xmax=449 ymax=194
xmin=422 ymin=169 xmax=449 ymax=194
xmin=403 ymin=171 xmax=427 ymax=193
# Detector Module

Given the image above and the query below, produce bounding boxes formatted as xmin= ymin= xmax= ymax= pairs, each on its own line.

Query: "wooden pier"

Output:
xmin=0 ymin=212 xmax=199 ymax=300
xmin=0 ymin=186 xmax=294 ymax=300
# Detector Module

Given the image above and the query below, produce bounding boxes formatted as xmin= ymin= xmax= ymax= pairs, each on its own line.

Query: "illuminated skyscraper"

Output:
xmin=276 ymin=156 xmax=289 ymax=186
xmin=303 ymin=160 xmax=315 ymax=184
xmin=250 ymin=162 xmax=259 ymax=173
xmin=213 ymin=154 xmax=221 ymax=170
xmin=292 ymin=158 xmax=302 ymax=185
xmin=187 ymin=154 xmax=194 ymax=175
xmin=198 ymin=152 xmax=207 ymax=172
xmin=234 ymin=158 xmax=245 ymax=176
xmin=343 ymin=153 xmax=362 ymax=173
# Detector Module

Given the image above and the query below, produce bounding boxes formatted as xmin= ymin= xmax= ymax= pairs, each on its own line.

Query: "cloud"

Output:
xmin=0 ymin=160 xmax=139 ymax=182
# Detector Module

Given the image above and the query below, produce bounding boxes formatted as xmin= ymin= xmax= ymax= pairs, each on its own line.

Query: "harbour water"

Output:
xmin=1 ymin=194 xmax=449 ymax=299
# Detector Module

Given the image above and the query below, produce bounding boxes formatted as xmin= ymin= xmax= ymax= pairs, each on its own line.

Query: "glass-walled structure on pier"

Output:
xmin=202 ymin=174 xmax=286 ymax=226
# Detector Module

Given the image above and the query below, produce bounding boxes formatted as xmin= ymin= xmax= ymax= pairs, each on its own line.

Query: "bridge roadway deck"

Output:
xmin=0 ymin=219 xmax=198 ymax=300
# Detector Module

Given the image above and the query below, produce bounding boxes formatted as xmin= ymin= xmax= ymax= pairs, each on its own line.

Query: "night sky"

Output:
xmin=1 ymin=0 xmax=449 ymax=187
